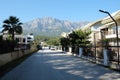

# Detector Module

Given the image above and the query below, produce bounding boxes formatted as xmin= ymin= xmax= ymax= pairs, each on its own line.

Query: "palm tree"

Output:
xmin=2 ymin=16 xmax=23 ymax=41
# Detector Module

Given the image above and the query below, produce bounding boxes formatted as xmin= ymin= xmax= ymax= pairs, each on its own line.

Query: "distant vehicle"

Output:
xmin=50 ymin=46 xmax=55 ymax=50
xmin=37 ymin=45 xmax=42 ymax=50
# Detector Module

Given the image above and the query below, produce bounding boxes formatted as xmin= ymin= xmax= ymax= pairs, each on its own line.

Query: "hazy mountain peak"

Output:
xmin=23 ymin=17 xmax=89 ymax=36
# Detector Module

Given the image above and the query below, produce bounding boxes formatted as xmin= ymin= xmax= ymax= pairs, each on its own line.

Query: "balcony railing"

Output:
xmin=106 ymin=34 xmax=120 ymax=39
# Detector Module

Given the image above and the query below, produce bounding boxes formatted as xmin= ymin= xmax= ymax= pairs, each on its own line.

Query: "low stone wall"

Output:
xmin=0 ymin=49 xmax=32 ymax=67
xmin=0 ymin=53 xmax=12 ymax=66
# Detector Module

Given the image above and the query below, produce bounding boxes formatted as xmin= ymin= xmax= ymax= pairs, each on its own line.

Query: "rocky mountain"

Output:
xmin=23 ymin=17 xmax=89 ymax=36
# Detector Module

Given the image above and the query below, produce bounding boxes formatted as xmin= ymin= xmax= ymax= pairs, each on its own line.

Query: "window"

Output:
xmin=112 ymin=26 xmax=116 ymax=34
xmin=16 ymin=38 xmax=19 ymax=42
xmin=23 ymin=38 xmax=25 ymax=42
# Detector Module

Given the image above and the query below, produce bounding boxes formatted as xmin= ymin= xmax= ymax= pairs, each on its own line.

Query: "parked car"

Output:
xmin=50 ymin=46 xmax=55 ymax=50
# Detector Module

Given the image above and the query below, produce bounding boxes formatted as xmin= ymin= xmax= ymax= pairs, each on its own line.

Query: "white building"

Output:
xmin=81 ymin=10 xmax=120 ymax=46
xmin=14 ymin=34 xmax=34 ymax=45
xmin=2 ymin=32 xmax=34 ymax=45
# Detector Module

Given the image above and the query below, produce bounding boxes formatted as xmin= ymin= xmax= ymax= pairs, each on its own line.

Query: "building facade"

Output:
xmin=81 ymin=10 xmax=120 ymax=62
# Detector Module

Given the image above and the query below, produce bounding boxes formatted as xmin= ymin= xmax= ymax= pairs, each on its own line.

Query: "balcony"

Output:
xmin=105 ymin=34 xmax=120 ymax=39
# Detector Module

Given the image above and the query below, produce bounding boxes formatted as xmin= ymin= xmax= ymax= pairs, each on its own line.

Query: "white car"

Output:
xmin=50 ymin=46 xmax=55 ymax=50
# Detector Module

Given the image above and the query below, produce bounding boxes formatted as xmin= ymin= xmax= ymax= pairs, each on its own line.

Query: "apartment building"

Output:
xmin=100 ymin=10 xmax=120 ymax=46
xmin=81 ymin=10 xmax=120 ymax=61
xmin=82 ymin=10 xmax=120 ymax=47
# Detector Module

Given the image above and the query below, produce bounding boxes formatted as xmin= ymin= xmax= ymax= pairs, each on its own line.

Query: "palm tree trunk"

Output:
xmin=11 ymin=30 xmax=15 ymax=58
xmin=12 ymin=29 xmax=15 ymax=41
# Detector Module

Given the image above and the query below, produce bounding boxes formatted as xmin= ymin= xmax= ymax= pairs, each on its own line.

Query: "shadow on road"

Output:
xmin=1 ymin=50 xmax=120 ymax=80
xmin=32 ymin=50 xmax=120 ymax=80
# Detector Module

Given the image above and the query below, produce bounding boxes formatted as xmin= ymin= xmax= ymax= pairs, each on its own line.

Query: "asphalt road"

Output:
xmin=0 ymin=49 xmax=120 ymax=80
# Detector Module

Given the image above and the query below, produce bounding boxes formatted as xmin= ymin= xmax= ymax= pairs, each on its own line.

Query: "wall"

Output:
xmin=0 ymin=50 xmax=31 ymax=66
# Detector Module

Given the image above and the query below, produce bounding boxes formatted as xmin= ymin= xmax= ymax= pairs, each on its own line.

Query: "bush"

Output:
xmin=0 ymin=40 xmax=17 ymax=54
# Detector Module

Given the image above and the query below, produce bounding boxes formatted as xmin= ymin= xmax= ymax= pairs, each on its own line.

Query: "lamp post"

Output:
xmin=99 ymin=10 xmax=119 ymax=66
xmin=94 ymin=32 xmax=96 ymax=60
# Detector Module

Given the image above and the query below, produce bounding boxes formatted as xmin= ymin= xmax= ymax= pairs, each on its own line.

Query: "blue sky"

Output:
xmin=0 ymin=0 xmax=120 ymax=30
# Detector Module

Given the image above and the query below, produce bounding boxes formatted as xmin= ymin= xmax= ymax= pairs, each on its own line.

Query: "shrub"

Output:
xmin=0 ymin=40 xmax=17 ymax=54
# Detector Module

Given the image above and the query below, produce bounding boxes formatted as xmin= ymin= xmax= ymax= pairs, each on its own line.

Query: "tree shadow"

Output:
xmin=34 ymin=51 xmax=120 ymax=80
xmin=1 ymin=50 xmax=120 ymax=80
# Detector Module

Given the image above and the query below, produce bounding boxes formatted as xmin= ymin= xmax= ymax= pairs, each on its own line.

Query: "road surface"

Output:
xmin=0 ymin=49 xmax=120 ymax=80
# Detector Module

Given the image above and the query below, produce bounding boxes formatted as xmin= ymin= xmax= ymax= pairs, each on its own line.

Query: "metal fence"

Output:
xmin=66 ymin=45 xmax=120 ymax=70
xmin=81 ymin=46 xmax=119 ymax=62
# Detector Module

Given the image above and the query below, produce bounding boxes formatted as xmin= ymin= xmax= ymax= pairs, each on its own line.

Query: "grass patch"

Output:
xmin=0 ymin=50 xmax=37 ymax=77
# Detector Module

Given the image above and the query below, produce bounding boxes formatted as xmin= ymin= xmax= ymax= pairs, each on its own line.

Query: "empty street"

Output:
xmin=0 ymin=49 xmax=120 ymax=80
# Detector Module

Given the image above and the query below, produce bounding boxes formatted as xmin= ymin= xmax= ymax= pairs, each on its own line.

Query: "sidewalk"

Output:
xmin=66 ymin=52 xmax=120 ymax=71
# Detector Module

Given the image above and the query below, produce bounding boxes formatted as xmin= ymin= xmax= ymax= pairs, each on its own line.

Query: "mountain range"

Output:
xmin=23 ymin=17 xmax=89 ymax=36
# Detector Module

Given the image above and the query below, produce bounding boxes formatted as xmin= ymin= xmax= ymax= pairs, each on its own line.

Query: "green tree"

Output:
xmin=68 ymin=31 xmax=78 ymax=46
xmin=47 ymin=37 xmax=60 ymax=46
xmin=2 ymin=16 xmax=23 ymax=41
xmin=67 ymin=30 xmax=91 ymax=53
xmin=60 ymin=37 xmax=69 ymax=47
xmin=75 ymin=29 xmax=91 ymax=46
xmin=74 ymin=29 xmax=91 ymax=55
xmin=60 ymin=37 xmax=69 ymax=51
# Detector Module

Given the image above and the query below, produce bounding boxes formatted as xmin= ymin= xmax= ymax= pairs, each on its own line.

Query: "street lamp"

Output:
xmin=94 ymin=32 xmax=97 ymax=60
xmin=99 ymin=10 xmax=119 ymax=66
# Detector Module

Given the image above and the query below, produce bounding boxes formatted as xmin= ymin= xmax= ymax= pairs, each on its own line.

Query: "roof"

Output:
xmin=81 ymin=19 xmax=102 ymax=31
xmin=81 ymin=10 xmax=120 ymax=31
xmin=102 ymin=10 xmax=120 ymax=24
xmin=99 ymin=22 xmax=114 ymax=29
